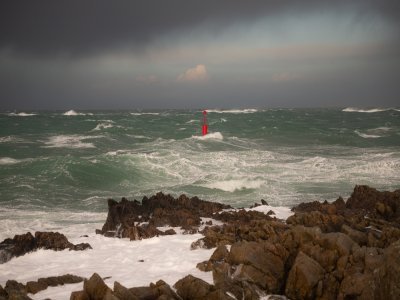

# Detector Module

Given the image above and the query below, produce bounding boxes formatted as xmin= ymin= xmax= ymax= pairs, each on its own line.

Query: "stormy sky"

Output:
xmin=1 ymin=1 xmax=399 ymax=110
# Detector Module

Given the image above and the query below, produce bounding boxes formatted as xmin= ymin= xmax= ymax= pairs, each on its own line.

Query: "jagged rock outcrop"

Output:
xmin=70 ymin=273 xmax=180 ymax=300
xmin=98 ymin=192 xmax=231 ymax=240
xmin=0 ymin=274 xmax=84 ymax=300
xmin=0 ymin=231 xmax=92 ymax=264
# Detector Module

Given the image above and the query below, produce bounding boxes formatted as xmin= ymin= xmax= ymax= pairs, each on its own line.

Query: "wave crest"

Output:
xmin=343 ymin=107 xmax=392 ymax=113
xmin=192 ymin=132 xmax=224 ymax=140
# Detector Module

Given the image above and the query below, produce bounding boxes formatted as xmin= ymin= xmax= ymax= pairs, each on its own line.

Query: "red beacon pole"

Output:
xmin=202 ymin=110 xmax=208 ymax=136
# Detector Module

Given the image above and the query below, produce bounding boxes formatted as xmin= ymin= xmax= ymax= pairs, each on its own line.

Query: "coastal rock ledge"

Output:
xmin=0 ymin=231 xmax=92 ymax=264
xmin=1 ymin=186 xmax=399 ymax=300
xmin=88 ymin=186 xmax=399 ymax=300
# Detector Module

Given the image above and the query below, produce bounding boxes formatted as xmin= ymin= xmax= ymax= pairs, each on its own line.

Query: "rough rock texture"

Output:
xmin=0 ymin=274 xmax=84 ymax=300
xmin=0 ymin=231 xmax=92 ymax=264
xmin=189 ymin=185 xmax=400 ymax=300
xmin=71 ymin=273 xmax=180 ymax=300
xmin=98 ymin=193 xmax=231 ymax=239
xmin=65 ymin=185 xmax=400 ymax=299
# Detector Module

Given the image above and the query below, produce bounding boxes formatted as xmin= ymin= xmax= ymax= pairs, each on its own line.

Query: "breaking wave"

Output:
xmin=43 ymin=135 xmax=102 ymax=148
xmin=0 ymin=157 xmax=23 ymax=165
xmin=207 ymin=109 xmax=258 ymax=114
xmin=63 ymin=110 xmax=92 ymax=116
xmin=354 ymin=130 xmax=381 ymax=139
xmin=192 ymin=132 xmax=224 ymax=140
xmin=8 ymin=112 xmax=37 ymax=116
xmin=342 ymin=107 xmax=395 ymax=113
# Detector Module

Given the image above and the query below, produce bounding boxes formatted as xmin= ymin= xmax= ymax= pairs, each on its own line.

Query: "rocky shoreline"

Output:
xmin=1 ymin=185 xmax=399 ymax=299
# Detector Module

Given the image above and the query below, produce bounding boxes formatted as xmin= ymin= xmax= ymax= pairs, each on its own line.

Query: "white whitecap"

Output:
xmin=43 ymin=135 xmax=102 ymax=148
xmin=130 ymin=112 xmax=160 ymax=116
xmin=343 ymin=107 xmax=389 ymax=113
xmin=354 ymin=130 xmax=381 ymax=139
xmin=8 ymin=112 xmax=37 ymax=116
xmin=0 ymin=157 xmax=22 ymax=165
xmin=63 ymin=110 xmax=92 ymax=116
xmin=201 ymin=179 xmax=264 ymax=192
xmin=207 ymin=109 xmax=258 ymax=114
xmin=92 ymin=122 xmax=114 ymax=131
xmin=192 ymin=132 xmax=224 ymax=140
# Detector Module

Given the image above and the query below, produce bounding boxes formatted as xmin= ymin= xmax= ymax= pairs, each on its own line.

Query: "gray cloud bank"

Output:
xmin=1 ymin=0 xmax=399 ymax=57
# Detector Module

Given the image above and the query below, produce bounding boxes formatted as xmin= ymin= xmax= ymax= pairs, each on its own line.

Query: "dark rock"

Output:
xmin=285 ymin=251 xmax=325 ymax=300
xmin=83 ymin=273 xmax=113 ymax=300
xmin=4 ymin=280 xmax=31 ymax=300
xmin=0 ymin=232 xmax=92 ymax=264
xmin=376 ymin=240 xmax=400 ymax=299
xmin=0 ymin=232 xmax=36 ymax=264
xmin=174 ymin=275 xmax=214 ymax=300
xmin=99 ymin=193 xmax=231 ymax=239
xmin=346 ymin=185 xmax=400 ymax=221
xmin=163 ymin=229 xmax=176 ymax=235
xmin=228 ymin=241 xmax=288 ymax=293
xmin=129 ymin=286 xmax=158 ymax=299
xmin=261 ymin=199 xmax=268 ymax=206
xmin=113 ymin=281 xmax=139 ymax=300
xmin=25 ymin=281 xmax=48 ymax=294
xmin=70 ymin=290 xmax=90 ymax=300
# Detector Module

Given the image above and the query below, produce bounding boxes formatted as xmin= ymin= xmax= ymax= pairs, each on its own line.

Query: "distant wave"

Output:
xmin=130 ymin=112 xmax=160 ymax=116
xmin=63 ymin=110 xmax=93 ymax=116
xmin=8 ymin=112 xmax=36 ymax=116
xmin=354 ymin=130 xmax=381 ymax=139
xmin=207 ymin=109 xmax=258 ymax=114
xmin=43 ymin=135 xmax=102 ymax=148
xmin=342 ymin=107 xmax=396 ymax=113
xmin=92 ymin=122 xmax=114 ymax=131
xmin=192 ymin=132 xmax=224 ymax=140
xmin=0 ymin=157 xmax=22 ymax=165
xmin=200 ymin=179 xmax=264 ymax=192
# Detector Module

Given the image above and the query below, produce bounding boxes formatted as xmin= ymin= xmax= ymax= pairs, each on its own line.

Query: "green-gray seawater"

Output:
xmin=1 ymin=108 xmax=399 ymax=222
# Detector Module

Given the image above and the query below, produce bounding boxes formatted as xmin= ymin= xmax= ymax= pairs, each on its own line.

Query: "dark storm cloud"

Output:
xmin=1 ymin=0 xmax=399 ymax=57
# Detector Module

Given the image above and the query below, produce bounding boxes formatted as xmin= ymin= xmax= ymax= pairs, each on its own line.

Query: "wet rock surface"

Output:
xmin=0 ymin=274 xmax=84 ymax=300
xmin=86 ymin=186 xmax=399 ymax=299
xmin=2 ymin=186 xmax=399 ymax=299
xmin=0 ymin=231 xmax=92 ymax=264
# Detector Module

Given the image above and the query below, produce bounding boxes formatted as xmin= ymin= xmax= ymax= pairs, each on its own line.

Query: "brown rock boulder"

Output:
xmin=174 ymin=275 xmax=214 ymax=300
xmin=100 ymin=193 xmax=231 ymax=237
xmin=0 ymin=232 xmax=91 ymax=264
xmin=346 ymin=185 xmax=400 ymax=221
xmin=0 ymin=232 xmax=36 ymax=264
xmin=113 ymin=281 xmax=139 ymax=300
xmin=228 ymin=241 xmax=287 ymax=293
xmin=285 ymin=251 xmax=325 ymax=300
xmin=83 ymin=273 xmax=113 ymax=300
xmin=376 ymin=240 xmax=400 ymax=299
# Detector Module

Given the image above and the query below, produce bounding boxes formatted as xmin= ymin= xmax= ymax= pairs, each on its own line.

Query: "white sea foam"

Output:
xmin=354 ymin=130 xmax=381 ymax=139
xmin=92 ymin=122 xmax=114 ymax=131
xmin=342 ymin=107 xmax=391 ymax=113
xmin=201 ymin=179 xmax=265 ymax=192
xmin=186 ymin=119 xmax=199 ymax=124
xmin=130 ymin=112 xmax=160 ymax=116
xmin=192 ymin=132 xmax=224 ymax=140
xmin=43 ymin=135 xmax=102 ymax=148
xmin=0 ymin=224 xmax=214 ymax=300
xmin=7 ymin=112 xmax=37 ymax=116
xmin=0 ymin=157 xmax=22 ymax=165
xmin=63 ymin=110 xmax=92 ymax=116
xmin=207 ymin=109 xmax=258 ymax=114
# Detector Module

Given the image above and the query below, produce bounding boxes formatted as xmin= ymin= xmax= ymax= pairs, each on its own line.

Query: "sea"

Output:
xmin=0 ymin=107 xmax=399 ymax=298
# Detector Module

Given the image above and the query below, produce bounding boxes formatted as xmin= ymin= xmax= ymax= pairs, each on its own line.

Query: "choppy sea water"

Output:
xmin=0 ymin=107 xmax=400 ymax=232
xmin=1 ymin=107 xmax=399 ymax=298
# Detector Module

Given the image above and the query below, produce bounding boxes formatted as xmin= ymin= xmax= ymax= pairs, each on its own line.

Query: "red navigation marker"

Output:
xmin=202 ymin=110 xmax=208 ymax=136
